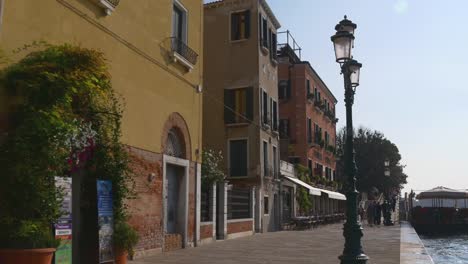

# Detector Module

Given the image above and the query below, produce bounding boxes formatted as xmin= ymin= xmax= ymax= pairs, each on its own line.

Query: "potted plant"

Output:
xmin=0 ymin=220 xmax=59 ymax=264
xmin=114 ymin=220 xmax=139 ymax=264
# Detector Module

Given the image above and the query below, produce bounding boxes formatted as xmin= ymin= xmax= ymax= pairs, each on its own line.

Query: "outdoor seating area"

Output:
xmin=283 ymin=213 xmax=346 ymax=230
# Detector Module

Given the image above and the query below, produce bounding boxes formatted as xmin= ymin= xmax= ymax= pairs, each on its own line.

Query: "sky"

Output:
xmin=260 ymin=0 xmax=468 ymax=194
xmin=204 ymin=0 xmax=468 ymax=194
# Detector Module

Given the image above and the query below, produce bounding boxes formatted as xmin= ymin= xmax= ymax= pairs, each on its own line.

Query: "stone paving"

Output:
xmin=131 ymin=222 xmax=401 ymax=264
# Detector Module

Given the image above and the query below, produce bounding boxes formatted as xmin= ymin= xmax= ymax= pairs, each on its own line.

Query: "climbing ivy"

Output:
xmin=295 ymin=164 xmax=313 ymax=215
xmin=0 ymin=44 xmax=134 ymax=248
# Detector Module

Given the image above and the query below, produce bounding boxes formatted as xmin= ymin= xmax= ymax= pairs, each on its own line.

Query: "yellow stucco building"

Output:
xmin=0 ymin=0 xmax=204 ymax=259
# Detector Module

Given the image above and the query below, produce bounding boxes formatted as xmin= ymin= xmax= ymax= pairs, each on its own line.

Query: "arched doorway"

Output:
xmin=161 ymin=113 xmax=191 ymax=250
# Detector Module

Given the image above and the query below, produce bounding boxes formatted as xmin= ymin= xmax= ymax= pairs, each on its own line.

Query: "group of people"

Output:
xmin=360 ymin=199 xmax=396 ymax=226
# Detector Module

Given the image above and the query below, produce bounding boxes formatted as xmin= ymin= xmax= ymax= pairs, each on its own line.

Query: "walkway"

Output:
xmin=131 ymin=223 xmax=400 ymax=264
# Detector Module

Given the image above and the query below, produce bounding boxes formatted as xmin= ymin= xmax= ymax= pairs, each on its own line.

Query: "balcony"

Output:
xmin=170 ymin=37 xmax=198 ymax=71
xmin=307 ymin=93 xmax=314 ymax=102
xmin=93 ymin=0 xmax=120 ymax=15
xmin=314 ymin=100 xmax=325 ymax=112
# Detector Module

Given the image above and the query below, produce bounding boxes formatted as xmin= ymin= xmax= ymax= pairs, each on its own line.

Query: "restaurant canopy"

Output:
xmin=320 ymin=189 xmax=347 ymax=200
xmin=283 ymin=175 xmax=321 ymax=196
xmin=416 ymin=186 xmax=468 ymax=199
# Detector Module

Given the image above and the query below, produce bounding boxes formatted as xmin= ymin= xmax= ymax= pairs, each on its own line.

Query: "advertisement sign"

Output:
xmin=97 ymin=180 xmax=114 ymax=263
xmin=54 ymin=177 xmax=73 ymax=264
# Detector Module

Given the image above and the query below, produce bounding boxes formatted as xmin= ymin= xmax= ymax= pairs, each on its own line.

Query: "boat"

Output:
xmin=411 ymin=186 xmax=468 ymax=234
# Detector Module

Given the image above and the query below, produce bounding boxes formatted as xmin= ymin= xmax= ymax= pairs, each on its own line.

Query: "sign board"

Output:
xmin=97 ymin=180 xmax=114 ymax=263
xmin=54 ymin=177 xmax=73 ymax=264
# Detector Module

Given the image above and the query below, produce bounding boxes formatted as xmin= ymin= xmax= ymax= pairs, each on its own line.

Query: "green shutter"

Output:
xmin=246 ymin=87 xmax=253 ymax=121
xmin=244 ymin=10 xmax=251 ymax=39
xmin=224 ymin=89 xmax=235 ymax=123
xmin=231 ymin=13 xmax=239 ymax=40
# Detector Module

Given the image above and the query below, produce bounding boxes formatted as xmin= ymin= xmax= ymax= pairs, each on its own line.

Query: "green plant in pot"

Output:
xmin=113 ymin=220 xmax=139 ymax=264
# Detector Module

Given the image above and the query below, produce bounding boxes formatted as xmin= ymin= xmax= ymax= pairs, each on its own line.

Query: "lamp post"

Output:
xmin=331 ymin=16 xmax=368 ymax=264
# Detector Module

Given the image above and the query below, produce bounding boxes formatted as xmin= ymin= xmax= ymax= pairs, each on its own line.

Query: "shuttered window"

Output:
xmin=231 ymin=10 xmax=250 ymax=41
xmin=307 ymin=118 xmax=312 ymax=143
xmin=224 ymin=87 xmax=253 ymax=124
xmin=229 ymin=139 xmax=248 ymax=177
xmin=272 ymin=100 xmax=278 ymax=131
xmin=262 ymin=90 xmax=268 ymax=124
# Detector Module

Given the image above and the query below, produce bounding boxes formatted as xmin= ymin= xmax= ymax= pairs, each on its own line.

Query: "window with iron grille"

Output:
xmin=201 ymin=187 xmax=212 ymax=222
xmin=227 ymin=188 xmax=251 ymax=219
xmin=231 ymin=10 xmax=251 ymax=41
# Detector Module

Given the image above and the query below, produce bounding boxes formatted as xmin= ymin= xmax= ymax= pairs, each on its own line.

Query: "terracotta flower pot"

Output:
xmin=114 ymin=249 xmax=128 ymax=264
xmin=0 ymin=248 xmax=56 ymax=264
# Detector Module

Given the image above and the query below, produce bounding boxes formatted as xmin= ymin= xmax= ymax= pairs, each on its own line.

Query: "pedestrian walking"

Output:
xmin=374 ymin=202 xmax=382 ymax=225
xmin=367 ymin=201 xmax=374 ymax=226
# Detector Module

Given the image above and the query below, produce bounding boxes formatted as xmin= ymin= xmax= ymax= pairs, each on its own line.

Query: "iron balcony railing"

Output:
xmin=106 ymin=0 xmax=120 ymax=7
xmin=171 ymin=37 xmax=198 ymax=66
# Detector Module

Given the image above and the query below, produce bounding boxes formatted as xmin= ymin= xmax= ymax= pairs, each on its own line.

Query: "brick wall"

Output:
xmin=227 ymin=220 xmax=253 ymax=234
xmin=127 ymin=146 xmax=164 ymax=253
xmin=164 ymin=234 xmax=182 ymax=252
xmin=200 ymin=224 xmax=213 ymax=239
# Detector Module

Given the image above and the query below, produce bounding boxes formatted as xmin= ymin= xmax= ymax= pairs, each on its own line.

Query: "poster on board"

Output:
xmin=97 ymin=180 xmax=114 ymax=263
xmin=54 ymin=176 xmax=72 ymax=264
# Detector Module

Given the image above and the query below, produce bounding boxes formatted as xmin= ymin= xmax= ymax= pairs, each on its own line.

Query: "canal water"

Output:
xmin=420 ymin=235 xmax=468 ymax=264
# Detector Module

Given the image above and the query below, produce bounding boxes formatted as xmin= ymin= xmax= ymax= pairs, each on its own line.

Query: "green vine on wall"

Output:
xmin=295 ymin=164 xmax=313 ymax=215
xmin=0 ymin=44 xmax=135 ymax=249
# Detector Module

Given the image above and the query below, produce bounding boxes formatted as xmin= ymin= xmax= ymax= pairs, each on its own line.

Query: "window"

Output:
xmin=278 ymin=80 xmax=290 ymax=99
xmin=172 ymin=1 xmax=187 ymax=43
xmin=314 ymin=87 xmax=318 ymax=99
xmin=279 ymin=119 xmax=290 ymax=138
xmin=325 ymin=131 xmax=329 ymax=146
xmin=308 ymin=159 xmax=313 ymax=176
xmin=272 ymin=100 xmax=278 ymax=131
xmin=231 ymin=10 xmax=251 ymax=41
xmin=261 ymin=16 xmax=268 ymax=47
xmin=224 ymin=88 xmax=253 ymax=123
xmin=315 ymin=163 xmax=323 ymax=177
xmin=314 ymin=124 xmax=322 ymax=144
xmin=306 ymin=79 xmax=311 ymax=95
xmin=229 ymin=139 xmax=248 ymax=177
xmin=263 ymin=141 xmax=268 ymax=177
xmin=307 ymin=118 xmax=312 ymax=143
xmin=270 ymin=31 xmax=277 ymax=60
xmin=273 ymin=146 xmax=278 ymax=178
xmin=264 ymin=196 xmax=269 ymax=215
xmin=228 ymin=187 xmax=251 ymax=219
xmin=261 ymin=90 xmax=268 ymax=125
xmin=201 ymin=187 xmax=212 ymax=222
xmin=325 ymin=167 xmax=332 ymax=181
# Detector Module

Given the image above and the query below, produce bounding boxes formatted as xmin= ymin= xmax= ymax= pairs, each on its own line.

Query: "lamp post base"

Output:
xmin=339 ymin=253 xmax=369 ymax=264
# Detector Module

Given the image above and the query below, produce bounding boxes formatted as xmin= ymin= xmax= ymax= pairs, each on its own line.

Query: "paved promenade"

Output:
xmin=131 ymin=223 xmax=401 ymax=264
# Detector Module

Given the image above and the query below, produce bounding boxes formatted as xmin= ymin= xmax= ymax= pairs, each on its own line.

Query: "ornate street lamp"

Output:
xmin=384 ymin=159 xmax=391 ymax=177
xmin=331 ymin=16 xmax=368 ymax=264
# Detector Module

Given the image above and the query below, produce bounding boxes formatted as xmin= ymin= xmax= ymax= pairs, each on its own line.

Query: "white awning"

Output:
xmin=283 ymin=176 xmax=321 ymax=196
xmin=320 ymin=189 xmax=347 ymax=200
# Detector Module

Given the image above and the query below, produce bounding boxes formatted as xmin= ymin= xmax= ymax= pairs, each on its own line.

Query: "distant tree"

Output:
xmin=336 ymin=127 xmax=407 ymax=196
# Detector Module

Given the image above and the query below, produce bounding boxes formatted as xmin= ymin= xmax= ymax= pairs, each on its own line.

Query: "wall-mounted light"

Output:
xmin=148 ymin=173 xmax=156 ymax=182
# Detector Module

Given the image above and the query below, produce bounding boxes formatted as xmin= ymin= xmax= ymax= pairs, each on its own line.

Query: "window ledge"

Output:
xmin=230 ymin=39 xmax=249 ymax=44
xmin=227 ymin=218 xmax=253 ymax=223
xmin=172 ymin=51 xmax=194 ymax=72
xmin=261 ymin=46 xmax=270 ymax=56
xmin=200 ymin=221 xmax=214 ymax=226
xmin=226 ymin=122 xmax=250 ymax=128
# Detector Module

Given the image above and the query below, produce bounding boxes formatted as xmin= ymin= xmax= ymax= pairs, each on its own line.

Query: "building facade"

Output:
xmin=0 ymin=0 xmax=204 ymax=258
xmin=277 ymin=32 xmax=344 ymax=221
xmin=203 ymin=0 xmax=281 ymax=238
